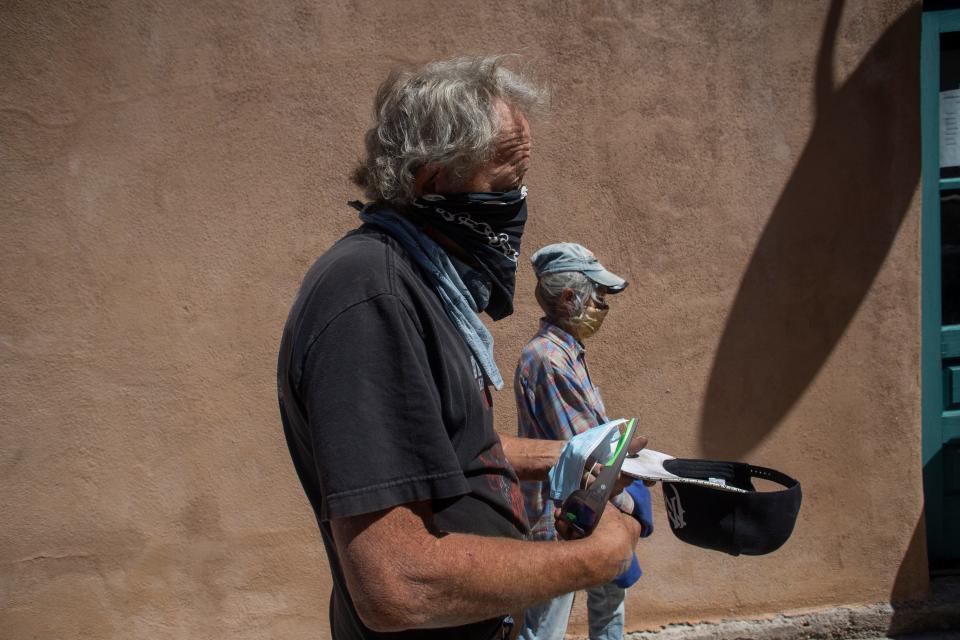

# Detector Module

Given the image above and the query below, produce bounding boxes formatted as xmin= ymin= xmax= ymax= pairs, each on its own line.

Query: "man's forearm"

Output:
xmin=499 ymin=433 xmax=563 ymax=481
xmin=502 ymin=429 xmax=649 ymax=483
xmin=406 ymin=529 xmax=621 ymax=629
xmin=332 ymin=501 xmax=638 ymax=633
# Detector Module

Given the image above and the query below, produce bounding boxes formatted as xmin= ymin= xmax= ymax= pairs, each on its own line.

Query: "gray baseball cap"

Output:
xmin=530 ymin=242 xmax=628 ymax=292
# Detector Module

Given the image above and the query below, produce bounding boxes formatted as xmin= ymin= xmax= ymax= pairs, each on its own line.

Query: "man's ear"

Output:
xmin=560 ymin=287 xmax=581 ymax=317
xmin=413 ymin=164 xmax=445 ymax=197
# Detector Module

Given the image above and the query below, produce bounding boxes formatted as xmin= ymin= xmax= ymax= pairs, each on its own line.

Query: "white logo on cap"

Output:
xmin=665 ymin=484 xmax=686 ymax=530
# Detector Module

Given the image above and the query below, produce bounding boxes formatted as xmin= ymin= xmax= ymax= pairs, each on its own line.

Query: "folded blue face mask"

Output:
xmin=548 ymin=419 xmax=625 ymax=503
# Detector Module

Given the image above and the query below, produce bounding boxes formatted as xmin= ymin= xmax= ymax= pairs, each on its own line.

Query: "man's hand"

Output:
xmin=555 ymin=505 xmax=641 ymax=578
xmin=590 ymin=508 xmax=642 ymax=578
xmin=584 ymin=429 xmax=652 ymax=495
xmin=627 ymin=431 xmax=648 ymax=456
xmin=571 ymin=429 xmax=654 ymax=534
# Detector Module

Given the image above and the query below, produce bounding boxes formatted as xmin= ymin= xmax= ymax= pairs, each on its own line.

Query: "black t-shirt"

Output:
xmin=277 ymin=225 xmax=528 ymax=640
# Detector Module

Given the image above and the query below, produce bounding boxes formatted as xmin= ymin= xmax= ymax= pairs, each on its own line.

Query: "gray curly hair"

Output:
xmin=535 ymin=271 xmax=595 ymax=323
xmin=352 ymin=55 xmax=548 ymax=205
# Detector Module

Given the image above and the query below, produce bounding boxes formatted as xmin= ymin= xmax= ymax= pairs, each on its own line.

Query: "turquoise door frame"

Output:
xmin=921 ymin=8 xmax=960 ymax=566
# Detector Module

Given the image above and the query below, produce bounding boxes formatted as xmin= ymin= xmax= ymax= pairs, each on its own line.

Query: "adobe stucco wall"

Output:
xmin=0 ymin=1 xmax=926 ymax=638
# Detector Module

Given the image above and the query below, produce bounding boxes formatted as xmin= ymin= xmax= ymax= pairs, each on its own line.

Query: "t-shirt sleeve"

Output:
xmin=299 ymin=292 xmax=470 ymax=521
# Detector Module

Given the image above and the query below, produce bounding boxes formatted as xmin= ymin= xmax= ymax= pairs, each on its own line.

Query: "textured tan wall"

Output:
xmin=0 ymin=1 xmax=925 ymax=638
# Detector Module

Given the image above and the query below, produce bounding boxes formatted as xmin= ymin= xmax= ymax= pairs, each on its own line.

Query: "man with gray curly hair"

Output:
xmin=278 ymin=56 xmax=647 ymax=640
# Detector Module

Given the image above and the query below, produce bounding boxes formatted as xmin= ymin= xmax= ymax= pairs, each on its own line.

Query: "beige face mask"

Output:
xmin=568 ymin=297 xmax=609 ymax=341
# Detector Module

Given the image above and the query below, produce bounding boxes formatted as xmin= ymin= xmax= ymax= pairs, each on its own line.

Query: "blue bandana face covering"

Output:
xmin=411 ymin=186 xmax=528 ymax=320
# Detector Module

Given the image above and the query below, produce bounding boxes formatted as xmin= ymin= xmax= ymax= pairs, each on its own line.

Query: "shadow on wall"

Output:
xmin=889 ymin=515 xmax=930 ymax=612
xmin=887 ymin=512 xmax=960 ymax=637
xmin=699 ymin=0 xmax=921 ymax=459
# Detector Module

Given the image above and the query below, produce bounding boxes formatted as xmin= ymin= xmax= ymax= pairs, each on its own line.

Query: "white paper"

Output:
xmin=620 ymin=449 xmax=679 ymax=481
xmin=941 ymin=89 xmax=960 ymax=168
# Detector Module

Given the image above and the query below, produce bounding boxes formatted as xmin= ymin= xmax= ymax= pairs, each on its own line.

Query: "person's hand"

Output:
xmin=583 ymin=428 xmax=652 ymax=495
xmin=562 ymin=506 xmax=641 ymax=580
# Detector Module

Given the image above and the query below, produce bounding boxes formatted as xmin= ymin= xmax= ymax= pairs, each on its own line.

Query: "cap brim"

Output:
xmin=583 ymin=268 xmax=628 ymax=293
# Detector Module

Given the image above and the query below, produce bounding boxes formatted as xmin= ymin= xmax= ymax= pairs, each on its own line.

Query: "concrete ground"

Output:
xmin=601 ymin=577 xmax=960 ymax=640
xmin=877 ymin=634 xmax=960 ymax=639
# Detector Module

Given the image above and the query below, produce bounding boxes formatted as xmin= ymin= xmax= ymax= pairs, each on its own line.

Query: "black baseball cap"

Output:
xmin=623 ymin=450 xmax=802 ymax=556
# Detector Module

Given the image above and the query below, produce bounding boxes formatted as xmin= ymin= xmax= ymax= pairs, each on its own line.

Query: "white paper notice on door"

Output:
xmin=941 ymin=89 xmax=960 ymax=168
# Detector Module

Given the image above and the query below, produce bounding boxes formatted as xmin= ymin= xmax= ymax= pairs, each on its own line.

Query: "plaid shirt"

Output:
xmin=515 ymin=320 xmax=608 ymax=540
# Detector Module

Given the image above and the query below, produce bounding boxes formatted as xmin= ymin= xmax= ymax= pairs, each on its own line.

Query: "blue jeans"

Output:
xmin=518 ymin=582 xmax=625 ymax=640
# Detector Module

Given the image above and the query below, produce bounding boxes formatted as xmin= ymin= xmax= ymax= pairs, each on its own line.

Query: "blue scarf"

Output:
xmin=355 ymin=204 xmax=505 ymax=390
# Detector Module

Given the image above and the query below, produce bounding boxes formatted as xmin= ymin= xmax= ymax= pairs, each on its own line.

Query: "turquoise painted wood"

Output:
xmin=943 ymin=325 xmax=960 ymax=357
xmin=944 ymin=412 xmax=960 ymax=442
xmin=922 ymin=8 xmax=960 ymax=565
xmin=948 ymin=366 xmax=960 ymax=406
